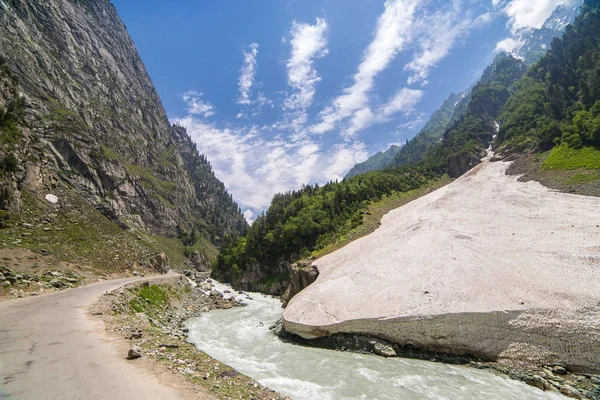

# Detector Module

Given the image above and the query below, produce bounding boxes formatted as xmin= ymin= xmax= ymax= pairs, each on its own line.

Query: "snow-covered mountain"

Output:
xmin=512 ymin=0 xmax=584 ymax=65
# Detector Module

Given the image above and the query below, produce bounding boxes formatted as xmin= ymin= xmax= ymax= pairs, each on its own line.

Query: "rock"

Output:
xmin=0 ymin=273 xmax=5 ymax=281
xmin=209 ymin=290 xmax=223 ymax=298
xmin=45 ymin=194 xmax=59 ymax=204
xmin=49 ymin=271 xmax=62 ymax=277
xmin=127 ymin=346 xmax=142 ymax=360
xmin=159 ymin=344 xmax=179 ymax=349
xmin=373 ymin=341 xmax=397 ymax=357
xmin=281 ymin=261 xmax=319 ymax=307
xmin=128 ymin=331 xmax=142 ymax=340
xmin=550 ymin=365 xmax=567 ymax=375
xmin=50 ymin=278 xmax=65 ymax=288
xmin=526 ymin=375 xmax=550 ymax=391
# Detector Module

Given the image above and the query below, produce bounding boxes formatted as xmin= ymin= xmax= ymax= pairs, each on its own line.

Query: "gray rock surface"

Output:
xmin=0 ymin=0 xmax=246 ymax=241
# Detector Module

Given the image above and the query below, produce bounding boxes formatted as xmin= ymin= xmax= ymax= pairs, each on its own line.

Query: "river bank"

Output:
xmin=91 ymin=273 xmax=287 ymax=400
xmin=283 ymin=158 xmax=600 ymax=395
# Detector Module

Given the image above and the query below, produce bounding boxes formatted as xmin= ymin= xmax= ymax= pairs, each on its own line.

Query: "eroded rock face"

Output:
xmin=0 ymin=0 xmax=246 ymax=239
xmin=281 ymin=261 xmax=319 ymax=307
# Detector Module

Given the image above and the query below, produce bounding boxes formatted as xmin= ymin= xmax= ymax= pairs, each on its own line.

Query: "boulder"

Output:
xmin=281 ymin=261 xmax=319 ymax=307
xmin=127 ymin=346 xmax=142 ymax=360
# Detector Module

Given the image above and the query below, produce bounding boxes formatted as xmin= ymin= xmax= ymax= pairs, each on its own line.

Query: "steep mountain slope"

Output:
xmin=388 ymin=90 xmax=470 ymax=169
xmin=344 ymin=91 xmax=469 ymax=179
xmin=344 ymin=145 xmax=403 ymax=179
xmin=0 ymin=0 xmax=246 ymax=273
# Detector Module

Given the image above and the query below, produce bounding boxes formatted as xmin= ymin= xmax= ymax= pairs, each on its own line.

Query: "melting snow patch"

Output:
xmin=45 ymin=194 xmax=59 ymax=204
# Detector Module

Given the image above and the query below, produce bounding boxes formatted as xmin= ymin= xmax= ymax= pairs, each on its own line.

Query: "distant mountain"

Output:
xmin=345 ymin=145 xmax=403 ymax=179
xmin=388 ymin=90 xmax=470 ymax=169
xmin=344 ymin=90 xmax=470 ymax=179
xmin=512 ymin=0 xmax=584 ymax=65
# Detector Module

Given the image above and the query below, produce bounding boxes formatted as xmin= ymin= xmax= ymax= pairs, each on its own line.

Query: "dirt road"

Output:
xmin=0 ymin=273 xmax=195 ymax=399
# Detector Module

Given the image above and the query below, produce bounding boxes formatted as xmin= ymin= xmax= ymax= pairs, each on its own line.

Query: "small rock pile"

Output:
xmin=0 ymin=266 xmax=84 ymax=297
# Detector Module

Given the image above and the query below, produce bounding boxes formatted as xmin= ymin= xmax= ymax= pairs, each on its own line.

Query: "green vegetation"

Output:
xmin=0 ymin=97 xmax=25 ymax=147
xmin=100 ymin=144 xmax=118 ymax=160
xmin=47 ymin=100 xmax=89 ymax=134
xmin=126 ymin=163 xmax=176 ymax=194
xmin=129 ymin=285 xmax=167 ymax=315
xmin=388 ymin=91 xmax=470 ymax=170
xmin=497 ymin=0 xmax=600 ymax=154
xmin=345 ymin=145 xmax=403 ymax=179
xmin=214 ymin=53 xmax=528 ymax=287
xmin=543 ymin=145 xmax=600 ymax=170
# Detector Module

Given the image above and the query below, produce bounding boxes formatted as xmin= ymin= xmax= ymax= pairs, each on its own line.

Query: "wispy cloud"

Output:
xmin=404 ymin=1 xmax=479 ymax=86
xmin=283 ymin=17 xmax=329 ymax=134
xmin=310 ymin=0 xmax=483 ymax=137
xmin=174 ymin=116 xmax=367 ymax=213
xmin=237 ymin=43 xmax=259 ymax=105
xmin=311 ymin=0 xmax=419 ymax=136
xmin=183 ymin=90 xmax=215 ymax=117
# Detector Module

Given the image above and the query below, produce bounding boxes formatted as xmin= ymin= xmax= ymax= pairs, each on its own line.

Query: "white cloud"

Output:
xmin=237 ymin=43 xmax=259 ymax=105
xmin=503 ymin=0 xmax=570 ymax=33
xmin=380 ymin=88 xmax=424 ymax=118
xmin=182 ymin=90 xmax=215 ymax=117
xmin=242 ymin=209 xmax=255 ymax=224
xmin=344 ymin=88 xmax=424 ymax=138
xmin=404 ymin=1 xmax=477 ymax=86
xmin=311 ymin=0 xmax=419 ymax=135
xmin=311 ymin=0 xmax=484 ymax=137
xmin=174 ymin=114 xmax=367 ymax=212
xmin=282 ymin=18 xmax=329 ymax=134
xmin=494 ymin=37 xmax=524 ymax=53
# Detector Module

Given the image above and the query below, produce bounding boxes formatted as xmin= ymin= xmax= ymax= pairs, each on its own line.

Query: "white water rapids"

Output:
xmin=185 ymin=287 xmax=566 ymax=400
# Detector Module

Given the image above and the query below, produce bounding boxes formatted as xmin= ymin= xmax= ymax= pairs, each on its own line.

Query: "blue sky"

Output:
xmin=112 ymin=0 xmax=577 ymax=221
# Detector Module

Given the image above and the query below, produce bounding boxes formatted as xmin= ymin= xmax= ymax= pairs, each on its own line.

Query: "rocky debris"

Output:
xmin=447 ymin=149 xmax=487 ymax=178
xmin=126 ymin=330 xmax=143 ymax=340
xmin=281 ymin=260 xmax=319 ymax=307
xmin=0 ymin=266 xmax=84 ymax=297
xmin=127 ymin=346 xmax=142 ymax=360
xmin=92 ymin=276 xmax=284 ymax=399
xmin=141 ymin=253 xmax=169 ymax=274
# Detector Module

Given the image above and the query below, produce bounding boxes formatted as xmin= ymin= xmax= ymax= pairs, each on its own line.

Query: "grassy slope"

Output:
xmin=312 ymin=176 xmax=452 ymax=260
xmin=0 ymin=186 xmax=216 ymax=275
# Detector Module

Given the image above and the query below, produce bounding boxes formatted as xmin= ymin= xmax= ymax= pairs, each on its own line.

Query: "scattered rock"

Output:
xmin=127 ymin=346 xmax=142 ymax=360
xmin=45 ymin=194 xmax=59 ymax=204
xmin=373 ymin=341 xmax=397 ymax=357
xmin=159 ymin=344 xmax=179 ymax=349
xmin=50 ymin=278 xmax=65 ymax=288
xmin=550 ymin=365 xmax=567 ymax=375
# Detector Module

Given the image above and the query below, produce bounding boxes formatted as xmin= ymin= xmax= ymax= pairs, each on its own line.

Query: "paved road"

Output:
xmin=0 ymin=273 xmax=189 ymax=399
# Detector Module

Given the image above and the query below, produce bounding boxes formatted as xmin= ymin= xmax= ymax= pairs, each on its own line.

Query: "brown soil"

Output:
xmin=505 ymin=152 xmax=600 ymax=197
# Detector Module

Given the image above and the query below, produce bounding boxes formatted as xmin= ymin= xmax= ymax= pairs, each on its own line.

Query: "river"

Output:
xmin=185 ymin=288 xmax=565 ymax=400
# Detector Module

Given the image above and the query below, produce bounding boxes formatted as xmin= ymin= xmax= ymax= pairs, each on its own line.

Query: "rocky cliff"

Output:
xmin=0 ymin=0 xmax=246 ymax=262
